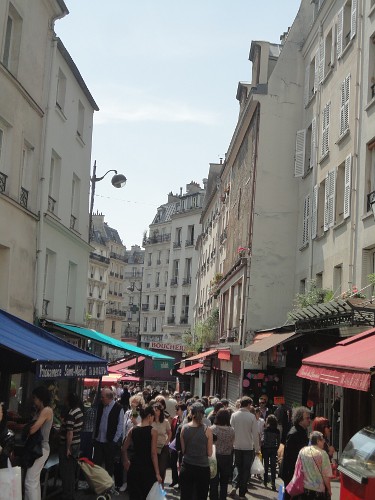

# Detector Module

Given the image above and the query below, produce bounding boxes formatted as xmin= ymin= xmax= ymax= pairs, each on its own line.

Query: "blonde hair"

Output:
xmin=130 ymin=394 xmax=144 ymax=407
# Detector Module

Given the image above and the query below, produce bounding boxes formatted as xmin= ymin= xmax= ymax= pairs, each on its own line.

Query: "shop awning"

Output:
xmin=177 ymin=362 xmax=203 ymax=375
xmin=0 ymin=309 xmax=107 ymax=378
xmin=218 ymin=349 xmax=231 ymax=360
xmin=240 ymin=331 xmax=297 ymax=362
xmin=183 ymin=349 xmax=218 ymax=362
xmin=108 ymin=356 xmax=145 ymax=373
xmin=50 ymin=321 xmax=174 ymax=365
xmin=297 ymin=327 xmax=375 ymax=392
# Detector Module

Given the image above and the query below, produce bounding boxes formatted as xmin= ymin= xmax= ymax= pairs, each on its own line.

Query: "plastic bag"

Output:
xmin=0 ymin=459 xmax=22 ymax=500
xmin=250 ymin=455 xmax=264 ymax=475
xmin=208 ymin=445 xmax=217 ymax=479
xmin=146 ymin=481 xmax=166 ymax=500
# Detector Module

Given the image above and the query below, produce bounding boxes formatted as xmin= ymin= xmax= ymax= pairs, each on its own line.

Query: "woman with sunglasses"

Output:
xmin=151 ymin=401 xmax=171 ymax=486
xmin=122 ymin=405 xmax=162 ymax=500
xmin=312 ymin=417 xmax=335 ymax=461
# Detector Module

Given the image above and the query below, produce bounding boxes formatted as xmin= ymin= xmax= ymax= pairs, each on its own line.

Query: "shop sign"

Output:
xmin=150 ymin=342 xmax=185 ymax=352
xmin=220 ymin=360 xmax=233 ymax=373
xmin=37 ymin=363 xmax=108 ymax=379
xmin=153 ymin=359 xmax=175 ymax=370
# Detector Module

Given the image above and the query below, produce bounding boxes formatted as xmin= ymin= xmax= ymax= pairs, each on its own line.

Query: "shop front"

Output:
xmin=297 ymin=327 xmax=375 ymax=454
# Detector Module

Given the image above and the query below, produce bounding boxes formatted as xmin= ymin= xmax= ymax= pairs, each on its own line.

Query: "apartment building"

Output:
xmin=0 ymin=0 xmax=68 ymax=321
xmin=122 ymin=245 xmax=144 ymax=344
xmin=142 ymin=182 xmax=205 ymax=381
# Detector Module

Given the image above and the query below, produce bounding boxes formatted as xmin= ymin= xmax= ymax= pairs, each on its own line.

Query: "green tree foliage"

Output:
xmin=183 ymin=308 xmax=219 ymax=354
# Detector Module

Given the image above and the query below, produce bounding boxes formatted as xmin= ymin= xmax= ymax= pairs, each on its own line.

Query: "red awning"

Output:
xmin=297 ymin=327 xmax=375 ymax=392
xmin=120 ymin=375 xmax=141 ymax=382
xmin=84 ymin=374 xmax=122 ymax=387
xmin=108 ymin=356 xmax=145 ymax=373
xmin=218 ymin=349 xmax=231 ymax=360
xmin=177 ymin=362 xmax=203 ymax=375
xmin=184 ymin=349 xmax=218 ymax=362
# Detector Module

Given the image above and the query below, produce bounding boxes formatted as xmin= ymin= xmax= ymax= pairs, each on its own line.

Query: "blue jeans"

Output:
xmin=232 ymin=449 xmax=255 ymax=496
xmin=210 ymin=454 xmax=233 ymax=500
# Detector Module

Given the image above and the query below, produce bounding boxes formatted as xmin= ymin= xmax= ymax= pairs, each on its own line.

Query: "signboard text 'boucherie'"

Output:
xmin=150 ymin=342 xmax=185 ymax=352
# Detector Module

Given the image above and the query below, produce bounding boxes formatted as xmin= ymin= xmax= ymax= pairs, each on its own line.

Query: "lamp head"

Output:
xmin=127 ymin=285 xmax=135 ymax=292
xmin=111 ymin=173 xmax=127 ymax=188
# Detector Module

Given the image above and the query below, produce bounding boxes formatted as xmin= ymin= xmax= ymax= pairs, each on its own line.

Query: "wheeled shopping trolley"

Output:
xmin=77 ymin=458 xmax=114 ymax=500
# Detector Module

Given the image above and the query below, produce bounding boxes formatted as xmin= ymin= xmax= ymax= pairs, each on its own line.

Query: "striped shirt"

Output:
xmin=61 ymin=407 xmax=84 ymax=446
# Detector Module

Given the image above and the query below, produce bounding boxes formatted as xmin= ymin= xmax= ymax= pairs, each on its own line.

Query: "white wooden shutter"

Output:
xmin=327 ymin=169 xmax=336 ymax=228
xmin=344 ymin=154 xmax=352 ymax=219
xmin=337 ymin=7 xmax=344 ymax=59
xmin=311 ymin=117 xmax=317 ymax=169
xmin=311 ymin=185 xmax=318 ymax=239
xmin=314 ymin=49 xmax=319 ymax=93
xmin=318 ymin=40 xmax=325 ymax=84
xmin=340 ymin=75 xmax=350 ymax=136
xmin=321 ymin=102 xmax=331 ymax=157
xmin=302 ymin=195 xmax=310 ymax=246
xmin=324 ymin=175 xmax=330 ymax=231
xmin=331 ymin=24 xmax=336 ymax=68
xmin=304 ymin=65 xmax=310 ymax=106
xmin=351 ymin=0 xmax=357 ymax=40
xmin=361 ymin=250 xmax=371 ymax=298
xmin=294 ymin=130 xmax=306 ymax=177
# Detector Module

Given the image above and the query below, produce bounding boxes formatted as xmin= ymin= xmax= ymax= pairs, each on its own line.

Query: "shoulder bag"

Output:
xmin=285 ymin=455 xmax=305 ymax=497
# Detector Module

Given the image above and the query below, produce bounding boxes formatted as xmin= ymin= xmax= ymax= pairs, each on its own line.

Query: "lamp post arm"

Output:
xmin=93 ymin=169 xmax=118 ymax=183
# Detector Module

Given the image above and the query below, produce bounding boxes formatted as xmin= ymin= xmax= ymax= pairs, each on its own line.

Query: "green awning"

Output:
xmin=50 ymin=322 xmax=174 ymax=362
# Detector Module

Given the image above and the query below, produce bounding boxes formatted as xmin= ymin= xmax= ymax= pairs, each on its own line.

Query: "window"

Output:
xmin=170 ymin=296 xmax=176 ymax=317
xmin=111 ymin=321 xmax=116 ymax=334
xmin=20 ymin=142 xmax=34 ymax=210
xmin=304 ymin=51 xmax=318 ymax=106
xmin=48 ymin=152 xmax=61 ymax=214
xmin=143 ymin=317 xmax=148 ymax=332
xmin=337 ymin=0 xmax=357 ymax=58
xmin=70 ymin=174 xmax=80 ymax=230
xmin=56 ymin=69 xmax=67 ymax=111
xmin=312 ymin=179 xmax=327 ymax=239
xmin=316 ymin=272 xmax=323 ymax=289
xmin=185 ymin=258 xmax=192 ymax=281
xmin=295 ymin=118 xmax=316 ymax=177
xmin=154 ymin=295 xmax=159 ymax=310
xmin=324 ymin=169 xmax=336 ymax=230
xmin=0 ymin=244 xmax=10 ymax=309
xmin=365 ymin=140 xmax=375 ymax=212
xmin=335 ymin=155 xmax=352 ymax=224
xmin=77 ymin=101 xmax=85 ymax=139
xmin=321 ymin=102 xmax=331 ymax=157
xmin=339 ymin=75 xmax=350 ymax=137
xmin=182 ymin=295 xmax=189 ymax=319
xmin=175 ymin=227 xmax=182 ymax=247
xmin=323 ymin=26 xmax=335 ymax=76
xmin=368 ymin=33 xmax=375 ymax=102
xmin=0 ymin=127 xmax=6 ymax=194
xmin=2 ymin=4 xmax=22 ymax=74
xmin=300 ymin=279 xmax=306 ymax=294
xmin=187 ymin=225 xmax=194 ymax=245
xmin=152 ymin=317 xmax=157 ymax=332
xmin=43 ymin=250 xmax=56 ymax=315
xmin=333 ymin=265 xmax=343 ymax=297
xmin=148 ymin=253 xmax=152 ymax=266
xmin=66 ymin=262 xmax=77 ymax=321
xmin=302 ymin=195 xmax=310 ymax=247
xmin=173 ymin=260 xmax=179 ymax=278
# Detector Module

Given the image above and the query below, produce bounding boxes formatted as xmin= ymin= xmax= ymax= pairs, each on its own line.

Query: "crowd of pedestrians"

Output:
xmin=0 ymin=383 xmax=337 ymax=500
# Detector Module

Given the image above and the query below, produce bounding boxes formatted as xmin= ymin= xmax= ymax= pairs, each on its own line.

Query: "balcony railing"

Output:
xmin=106 ymin=309 xmax=127 ymax=317
xmin=367 ymin=190 xmax=375 ymax=212
xmin=182 ymin=277 xmax=191 ymax=285
xmin=159 ymin=303 xmax=165 ymax=311
xmin=154 ymin=304 xmax=159 ymax=310
xmin=167 ymin=316 xmax=175 ymax=324
xmin=20 ymin=187 xmax=29 ymax=209
xmin=42 ymin=299 xmax=50 ymax=316
xmin=143 ymin=233 xmax=171 ymax=245
xmin=170 ymin=277 xmax=178 ymax=286
xmin=124 ymin=271 xmax=143 ymax=278
xmin=142 ymin=304 xmax=149 ymax=311
xmin=90 ymin=252 xmax=110 ymax=264
xmin=185 ymin=239 xmax=194 ymax=247
xmin=0 ymin=172 xmax=7 ymax=193
xmin=47 ymin=195 xmax=56 ymax=213
xmin=70 ymin=214 xmax=77 ymax=230
xmin=173 ymin=241 xmax=181 ymax=249
xmin=180 ymin=316 xmax=189 ymax=324
xmin=110 ymin=251 xmax=127 ymax=262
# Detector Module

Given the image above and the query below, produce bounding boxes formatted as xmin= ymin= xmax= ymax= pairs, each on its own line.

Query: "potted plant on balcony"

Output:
xmin=237 ymin=246 xmax=250 ymax=259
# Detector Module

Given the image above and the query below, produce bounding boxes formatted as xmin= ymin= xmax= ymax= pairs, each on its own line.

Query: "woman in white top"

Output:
xmin=24 ymin=386 xmax=53 ymax=500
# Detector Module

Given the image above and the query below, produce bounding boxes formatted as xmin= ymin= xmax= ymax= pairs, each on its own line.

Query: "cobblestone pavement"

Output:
xmin=71 ymin=470 xmax=341 ymax=500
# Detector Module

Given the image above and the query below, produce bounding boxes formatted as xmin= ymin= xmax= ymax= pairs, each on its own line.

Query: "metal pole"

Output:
xmin=138 ymin=283 xmax=142 ymax=347
xmin=89 ymin=160 xmax=97 ymax=243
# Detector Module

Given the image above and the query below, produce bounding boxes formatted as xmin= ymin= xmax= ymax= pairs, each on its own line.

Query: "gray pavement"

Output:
xmin=71 ymin=469 xmax=341 ymax=500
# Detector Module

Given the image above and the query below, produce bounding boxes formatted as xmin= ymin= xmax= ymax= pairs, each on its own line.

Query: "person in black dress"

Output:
xmin=122 ymin=405 xmax=162 ymax=500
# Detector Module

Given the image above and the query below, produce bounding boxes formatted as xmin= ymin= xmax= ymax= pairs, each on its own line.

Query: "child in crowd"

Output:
xmin=262 ymin=414 xmax=280 ymax=491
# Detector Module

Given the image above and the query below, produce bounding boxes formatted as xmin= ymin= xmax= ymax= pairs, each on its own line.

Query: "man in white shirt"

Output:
xmin=162 ymin=389 xmax=177 ymax=419
xmin=230 ymin=396 xmax=259 ymax=499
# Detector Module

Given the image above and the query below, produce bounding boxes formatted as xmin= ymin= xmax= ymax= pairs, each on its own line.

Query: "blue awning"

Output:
xmin=0 ymin=309 xmax=108 ymax=378
xmin=50 ymin=321 xmax=175 ymax=368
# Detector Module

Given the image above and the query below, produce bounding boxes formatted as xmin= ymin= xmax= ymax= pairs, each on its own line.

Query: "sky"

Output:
xmin=57 ymin=0 xmax=301 ymax=248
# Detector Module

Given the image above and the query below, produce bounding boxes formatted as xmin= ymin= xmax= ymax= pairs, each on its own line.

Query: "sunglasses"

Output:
xmin=153 ymin=406 xmax=162 ymax=410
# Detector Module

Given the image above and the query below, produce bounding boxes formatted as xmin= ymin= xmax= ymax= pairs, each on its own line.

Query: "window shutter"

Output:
xmin=361 ymin=250 xmax=371 ymax=298
xmin=314 ymin=49 xmax=320 ymax=93
xmin=303 ymin=195 xmax=310 ymax=246
xmin=351 ymin=0 xmax=357 ymax=40
xmin=337 ymin=7 xmax=344 ymax=59
xmin=340 ymin=75 xmax=350 ymax=136
xmin=322 ymin=102 xmax=331 ymax=157
xmin=327 ymin=169 xmax=336 ymax=228
xmin=324 ymin=174 xmax=330 ymax=231
xmin=311 ymin=117 xmax=317 ymax=169
xmin=344 ymin=154 xmax=352 ymax=219
xmin=318 ymin=40 xmax=325 ymax=84
xmin=311 ymin=185 xmax=318 ymax=240
xmin=331 ymin=24 xmax=336 ymax=68
xmin=294 ymin=129 xmax=306 ymax=177
xmin=304 ymin=65 xmax=310 ymax=106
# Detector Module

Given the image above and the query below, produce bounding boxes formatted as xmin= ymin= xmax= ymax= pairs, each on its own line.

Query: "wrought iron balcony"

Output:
xmin=180 ymin=316 xmax=189 ymax=324
xmin=185 ymin=239 xmax=194 ymax=247
xmin=173 ymin=241 xmax=181 ymax=248
xmin=0 ymin=172 xmax=7 ymax=193
xmin=367 ymin=190 xmax=375 ymax=212
xmin=90 ymin=252 xmax=110 ymax=264
xmin=170 ymin=277 xmax=178 ymax=286
xmin=142 ymin=304 xmax=149 ymax=311
xmin=167 ymin=316 xmax=175 ymax=324
xmin=182 ymin=277 xmax=191 ymax=285
xmin=20 ymin=187 xmax=29 ymax=208
xmin=159 ymin=303 xmax=165 ymax=311
xmin=70 ymin=214 xmax=77 ymax=230
xmin=48 ymin=195 xmax=56 ymax=213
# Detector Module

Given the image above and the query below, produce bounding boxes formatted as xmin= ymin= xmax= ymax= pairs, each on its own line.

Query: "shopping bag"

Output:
xmin=78 ymin=459 xmax=113 ymax=494
xmin=286 ymin=456 xmax=305 ymax=497
xmin=146 ymin=481 xmax=166 ymax=500
xmin=250 ymin=455 xmax=264 ymax=475
xmin=0 ymin=460 xmax=22 ymax=500
xmin=208 ymin=444 xmax=217 ymax=479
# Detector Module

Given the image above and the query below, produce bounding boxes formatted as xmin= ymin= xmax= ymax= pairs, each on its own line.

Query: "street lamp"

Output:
xmin=89 ymin=160 xmax=127 ymax=241
xmin=127 ymin=282 xmax=142 ymax=347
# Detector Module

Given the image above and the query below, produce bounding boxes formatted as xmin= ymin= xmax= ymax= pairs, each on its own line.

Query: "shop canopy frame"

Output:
xmin=289 ymin=298 xmax=375 ymax=333
xmin=49 ymin=321 xmax=174 ymax=368
xmin=0 ymin=309 xmax=107 ymax=378
xmin=240 ymin=327 xmax=297 ymax=363
xmin=297 ymin=326 xmax=375 ymax=392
